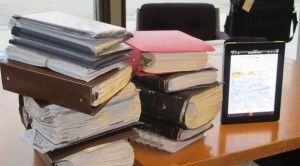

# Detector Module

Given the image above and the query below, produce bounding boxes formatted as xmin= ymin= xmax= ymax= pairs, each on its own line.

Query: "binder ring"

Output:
xmin=45 ymin=56 xmax=51 ymax=67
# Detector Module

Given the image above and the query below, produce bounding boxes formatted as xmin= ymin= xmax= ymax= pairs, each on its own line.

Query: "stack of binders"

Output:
xmin=125 ymin=30 xmax=223 ymax=153
xmin=0 ymin=10 xmax=142 ymax=166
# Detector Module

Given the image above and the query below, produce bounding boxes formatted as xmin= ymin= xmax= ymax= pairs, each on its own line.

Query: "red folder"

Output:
xmin=124 ymin=30 xmax=214 ymax=76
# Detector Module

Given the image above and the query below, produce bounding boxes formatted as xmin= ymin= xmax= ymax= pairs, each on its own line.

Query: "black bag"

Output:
xmin=224 ymin=0 xmax=298 ymax=42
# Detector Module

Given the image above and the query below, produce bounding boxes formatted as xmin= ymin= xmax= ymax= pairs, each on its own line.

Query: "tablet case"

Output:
xmin=0 ymin=60 xmax=124 ymax=115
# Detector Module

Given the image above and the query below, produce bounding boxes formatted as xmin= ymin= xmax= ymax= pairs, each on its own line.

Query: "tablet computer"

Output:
xmin=221 ymin=41 xmax=285 ymax=124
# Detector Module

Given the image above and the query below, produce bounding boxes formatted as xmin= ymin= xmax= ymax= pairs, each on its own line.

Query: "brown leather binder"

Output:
xmin=35 ymin=128 xmax=138 ymax=166
xmin=0 ymin=60 xmax=130 ymax=115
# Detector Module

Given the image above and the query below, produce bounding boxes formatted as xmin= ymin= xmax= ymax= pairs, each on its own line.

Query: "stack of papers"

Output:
xmin=10 ymin=10 xmax=132 ymax=55
xmin=1 ymin=10 xmax=142 ymax=166
xmin=7 ymin=10 xmax=133 ymax=81
xmin=35 ymin=129 xmax=138 ymax=166
xmin=6 ymin=45 xmax=129 ymax=82
xmin=21 ymin=82 xmax=141 ymax=152
xmin=133 ymin=128 xmax=205 ymax=153
xmin=55 ymin=140 xmax=135 ymax=166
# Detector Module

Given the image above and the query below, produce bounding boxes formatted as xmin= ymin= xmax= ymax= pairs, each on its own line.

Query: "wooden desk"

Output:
xmin=132 ymin=59 xmax=300 ymax=166
xmin=0 ymin=59 xmax=299 ymax=166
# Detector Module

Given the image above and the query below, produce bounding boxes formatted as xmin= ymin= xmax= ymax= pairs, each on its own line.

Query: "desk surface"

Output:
xmin=0 ymin=59 xmax=299 ymax=166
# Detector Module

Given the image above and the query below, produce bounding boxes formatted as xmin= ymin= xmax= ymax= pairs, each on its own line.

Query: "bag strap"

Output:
xmin=230 ymin=0 xmax=238 ymax=4
xmin=287 ymin=11 xmax=298 ymax=42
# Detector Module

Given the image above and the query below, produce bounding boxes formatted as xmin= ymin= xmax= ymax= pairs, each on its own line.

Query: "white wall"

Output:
xmin=0 ymin=0 xmax=93 ymax=27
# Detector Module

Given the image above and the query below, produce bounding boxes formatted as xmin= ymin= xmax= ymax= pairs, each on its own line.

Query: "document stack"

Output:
xmin=0 ymin=10 xmax=141 ymax=166
xmin=125 ymin=30 xmax=223 ymax=153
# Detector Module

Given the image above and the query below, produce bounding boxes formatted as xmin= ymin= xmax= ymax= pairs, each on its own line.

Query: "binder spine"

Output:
xmin=0 ymin=62 xmax=93 ymax=114
xmin=137 ymin=85 xmax=186 ymax=126
xmin=132 ymin=75 xmax=167 ymax=92
xmin=138 ymin=115 xmax=181 ymax=140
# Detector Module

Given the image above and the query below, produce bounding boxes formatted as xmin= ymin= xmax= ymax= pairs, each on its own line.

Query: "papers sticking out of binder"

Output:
xmin=135 ymin=82 xmax=222 ymax=129
xmin=20 ymin=82 xmax=141 ymax=152
xmin=6 ymin=45 xmax=128 ymax=82
xmin=8 ymin=37 xmax=131 ymax=69
xmin=0 ymin=60 xmax=133 ymax=115
xmin=12 ymin=10 xmax=132 ymax=39
xmin=125 ymin=30 xmax=215 ymax=76
xmin=8 ymin=10 xmax=133 ymax=71
xmin=132 ymin=128 xmax=206 ymax=153
xmin=133 ymin=67 xmax=218 ymax=93
xmin=10 ymin=10 xmax=133 ymax=55
xmin=35 ymin=128 xmax=138 ymax=166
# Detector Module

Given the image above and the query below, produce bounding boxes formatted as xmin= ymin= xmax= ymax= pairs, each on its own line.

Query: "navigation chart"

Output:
xmin=228 ymin=50 xmax=278 ymax=115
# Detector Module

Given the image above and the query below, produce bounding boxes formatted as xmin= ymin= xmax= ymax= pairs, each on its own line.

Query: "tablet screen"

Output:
xmin=221 ymin=41 xmax=285 ymax=124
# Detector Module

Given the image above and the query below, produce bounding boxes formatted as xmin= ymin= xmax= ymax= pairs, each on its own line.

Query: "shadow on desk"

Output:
xmin=255 ymin=148 xmax=300 ymax=166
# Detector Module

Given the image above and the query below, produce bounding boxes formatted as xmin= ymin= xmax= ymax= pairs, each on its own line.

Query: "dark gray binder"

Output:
xmin=9 ymin=38 xmax=130 ymax=69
